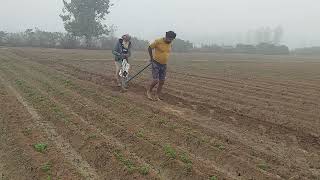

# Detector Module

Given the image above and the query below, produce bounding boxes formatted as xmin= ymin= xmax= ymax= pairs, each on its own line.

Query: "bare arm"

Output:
xmin=148 ymin=40 xmax=158 ymax=62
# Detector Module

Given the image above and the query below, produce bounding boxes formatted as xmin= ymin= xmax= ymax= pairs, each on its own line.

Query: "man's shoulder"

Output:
xmin=154 ymin=38 xmax=165 ymax=43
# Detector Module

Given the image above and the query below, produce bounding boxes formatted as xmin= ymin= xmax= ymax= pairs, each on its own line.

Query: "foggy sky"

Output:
xmin=1 ymin=0 xmax=319 ymax=48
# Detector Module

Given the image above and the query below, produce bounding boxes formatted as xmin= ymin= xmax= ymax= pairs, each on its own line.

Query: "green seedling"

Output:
xmin=164 ymin=145 xmax=176 ymax=159
xmin=215 ymin=144 xmax=225 ymax=151
xmin=137 ymin=131 xmax=144 ymax=138
xmin=257 ymin=164 xmax=269 ymax=171
xmin=63 ymin=79 xmax=72 ymax=86
xmin=210 ymin=175 xmax=218 ymax=180
xmin=15 ymin=80 xmax=23 ymax=86
xmin=41 ymin=163 xmax=51 ymax=173
xmin=180 ymin=153 xmax=192 ymax=164
xmin=158 ymin=119 xmax=167 ymax=125
xmin=139 ymin=165 xmax=150 ymax=175
xmin=87 ymin=134 xmax=97 ymax=140
xmin=185 ymin=163 xmax=193 ymax=173
xmin=114 ymin=150 xmax=135 ymax=172
xmin=52 ymin=106 xmax=60 ymax=113
xmin=34 ymin=143 xmax=48 ymax=153
xmin=47 ymin=175 xmax=52 ymax=180
xmin=169 ymin=124 xmax=178 ymax=130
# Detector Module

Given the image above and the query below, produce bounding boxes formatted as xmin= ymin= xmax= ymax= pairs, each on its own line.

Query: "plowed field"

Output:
xmin=1 ymin=47 xmax=319 ymax=180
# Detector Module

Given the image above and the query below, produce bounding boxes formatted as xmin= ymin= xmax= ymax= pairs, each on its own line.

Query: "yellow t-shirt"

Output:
xmin=149 ymin=38 xmax=172 ymax=64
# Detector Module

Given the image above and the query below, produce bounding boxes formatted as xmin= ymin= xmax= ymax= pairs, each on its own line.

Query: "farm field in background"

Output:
xmin=0 ymin=47 xmax=319 ymax=180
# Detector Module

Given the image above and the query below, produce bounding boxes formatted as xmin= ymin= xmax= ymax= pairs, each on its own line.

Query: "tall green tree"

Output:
xmin=60 ymin=0 xmax=112 ymax=47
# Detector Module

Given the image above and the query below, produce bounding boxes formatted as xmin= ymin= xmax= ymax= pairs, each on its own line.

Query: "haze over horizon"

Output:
xmin=1 ymin=0 xmax=319 ymax=49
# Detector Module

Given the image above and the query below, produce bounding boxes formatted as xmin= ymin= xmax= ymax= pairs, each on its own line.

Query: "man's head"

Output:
xmin=164 ymin=31 xmax=176 ymax=44
xmin=122 ymin=34 xmax=131 ymax=42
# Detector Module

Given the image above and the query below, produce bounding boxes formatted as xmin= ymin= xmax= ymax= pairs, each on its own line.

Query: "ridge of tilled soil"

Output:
xmin=1 ymin=48 xmax=319 ymax=179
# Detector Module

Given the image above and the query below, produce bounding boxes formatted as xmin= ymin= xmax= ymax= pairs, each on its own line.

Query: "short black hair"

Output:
xmin=166 ymin=31 xmax=176 ymax=39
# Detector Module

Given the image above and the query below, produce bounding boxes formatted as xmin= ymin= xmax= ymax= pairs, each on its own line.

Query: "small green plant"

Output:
xmin=87 ymin=134 xmax=97 ymax=140
xmin=50 ymin=105 xmax=68 ymax=122
xmin=185 ymin=163 xmax=193 ymax=173
xmin=47 ymin=175 xmax=52 ymax=180
xmin=137 ymin=131 xmax=144 ymax=138
xmin=210 ymin=175 xmax=218 ymax=180
xmin=52 ymin=106 xmax=60 ymax=113
xmin=180 ymin=153 xmax=192 ymax=164
xmin=114 ymin=150 xmax=135 ymax=172
xmin=200 ymin=137 xmax=209 ymax=144
xmin=139 ymin=165 xmax=150 ymax=175
xmin=15 ymin=79 xmax=23 ymax=86
xmin=27 ymin=91 xmax=36 ymax=98
xmin=34 ymin=143 xmax=48 ymax=153
xmin=169 ymin=124 xmax=177 ymax=130
xmin=159 ymin=119 xmax=167 ymax=125
xmin=215 ymin=144 xmax=225 ymax=151
xmin=63 ymin=79 xmax=72 ymax=86
xmin=257 ymin=164 xmax=269 ymax=171
xmin=164 ymin=145 xmax=176 ymax=159
xmin=41 ymin=163 xmax=51 ymax=173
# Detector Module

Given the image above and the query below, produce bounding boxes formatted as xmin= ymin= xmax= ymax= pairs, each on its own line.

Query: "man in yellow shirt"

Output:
xmin=147 ymin=31 xmax=176 ymax=101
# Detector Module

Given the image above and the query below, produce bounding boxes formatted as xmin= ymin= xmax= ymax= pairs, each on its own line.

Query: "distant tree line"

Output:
xmin=292 ymin=47 xmax=320 ymax=55
xmin=0 ymin=1 xmax=293 ymax=56
xmin=0 ymin=29 xmax=149 ymax=51
xmin=172 ymin=38 xmax=194 ymax=52
xmin=0 ymin=29 xmax=196 ymax=52
xmin=193 ymin=26 xmax=289 ymax=55
xmin=196 ymin=43 xmax=290 ymax=55
xmin=0 ymin=28 xmax=291 ymax=55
